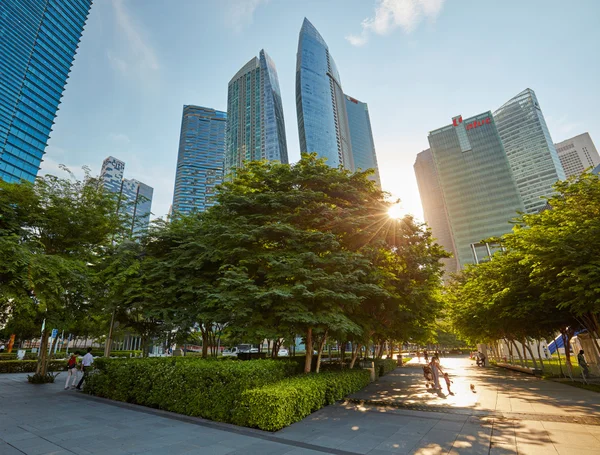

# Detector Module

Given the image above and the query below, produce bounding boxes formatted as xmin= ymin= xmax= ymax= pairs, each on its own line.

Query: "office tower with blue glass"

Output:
xmin=426 ymin=113 xmax=524 ymax=267
xmin=225 ymin=50 xmax=288 ymax=173
xmin=493 ymin=89 xmax=566 ymax=213
xmin=414 ymin=149 xmax=459 ymax=274
xmin=345 ymin=95 xmax=381 ymax=186
xmin=0 ymin=0 xmax=93 ymax=182
xmin=296 ymin=18 xmax=353 ymax=170
xmin=100 ymin=156 xmax=154 ymax=235
xmin=172 ymin=105 xmax=227 ymax=214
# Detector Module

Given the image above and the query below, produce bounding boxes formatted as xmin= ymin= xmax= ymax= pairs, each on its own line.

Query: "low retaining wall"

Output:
xmin=496 ymin=362 xmax=542 ymax=376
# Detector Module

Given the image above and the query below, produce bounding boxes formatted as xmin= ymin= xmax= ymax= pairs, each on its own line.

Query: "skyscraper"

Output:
xmin=493 ymin=89 xmax=566 ymax=213
xmin=426 ymin=113 xmax=524 ymax=267
xmin=172 ymin=105 xmax=226 ymax=215
xmin=225 ymin=50 xmax=288 ymax=173
xmin=345 ymin=95 xmax=381 ymax=187
xmin=414 ymin=149 xmax=459 ymax=274
xmin=555 ymin=133 xmax=600 ymax=179
xmin=100 ymin=156 xmax=154 ymax=235
xmin=296 ymin=18 xmax=353 ymax=170
xmin=0 ymin=0 xmax=93 ymax=183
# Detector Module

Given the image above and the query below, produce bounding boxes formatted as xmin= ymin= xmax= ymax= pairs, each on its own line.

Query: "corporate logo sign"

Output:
xmin=452 ymin=115 xmax=491 ymax=130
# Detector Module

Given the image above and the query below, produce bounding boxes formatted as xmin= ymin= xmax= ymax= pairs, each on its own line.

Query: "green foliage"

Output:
xmin=85 ymin=358 xmax=297 ymax=422
xmin=374 ymin=358 xmax=397 ymax=376
xmin=233 ymin=369 xmax=371 ymax=431
xmin=27 ymin=372 xmax=60 ymax=383
xmin=0 ymin=360 xmax=65 ymax=374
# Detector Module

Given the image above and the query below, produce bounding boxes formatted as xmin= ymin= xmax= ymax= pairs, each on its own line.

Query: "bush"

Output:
xmin=375 ymin=359 xmax=397 ymax=377
xmin=0 ymin=360 xmax=67 ymax=374
xmin=27 ymin=372 xmax=60 ymax=383
xmin=234 ymin=369 xmax=371 ymax=431
xmin=85 ymin=358 xmax=298 ymax=423
xmin=0 ymin=353 xmax=17 ymax=360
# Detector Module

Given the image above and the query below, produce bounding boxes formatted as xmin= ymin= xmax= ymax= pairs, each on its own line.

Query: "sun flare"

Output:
xmin=387 ymin=204 xmax=406 ymax=219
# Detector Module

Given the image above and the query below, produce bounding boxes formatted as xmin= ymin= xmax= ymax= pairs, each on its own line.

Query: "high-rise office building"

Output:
xmin=414 ymin=149 xmax=459 ymax=274
xmin=225 ymin=50 xmax=288 ymax=173
xmin=427 ymin=113 xmax=524 ymax=267
xmin=0 ymin=0 xmax=93 ymax=183
xmin=296 ymin=18 xmax=353 ymax=170
xmin=172 ymin=105 xmax=226 ymax=215
xmin=493 ymin=89 xmax=565 ymax=213
xmin=345 ymin=95 xmax=381 ymax=187
xmin=100 ymin=156 xmax=154 ymax=235
xmin=555 ymin=133 xmax=600 ymax=179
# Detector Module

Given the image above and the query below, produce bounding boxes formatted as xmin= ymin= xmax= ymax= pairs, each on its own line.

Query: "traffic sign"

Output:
xmin=51 ymin=328 xmax=58 ymax=338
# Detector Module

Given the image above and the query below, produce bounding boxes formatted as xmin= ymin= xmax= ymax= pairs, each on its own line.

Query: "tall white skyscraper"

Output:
xmin=555 ymin=133 xmax=600 ymax=179
xmin=100 ymin=156 xmax=153 ymax=235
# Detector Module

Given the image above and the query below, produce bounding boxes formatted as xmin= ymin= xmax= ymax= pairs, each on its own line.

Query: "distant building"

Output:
xmin=100 ymin=156 xmax=154 ymax=235
xmin=172 ymin=105 xmax=226 ymax=215
xmin=225 ymin=50 xmax=288 ymax=174
xmin=493 ymin=89 xmax=565 ymax=213
xmin=555 ymin=133 xmax=600 ymax=179
xmin=296 ymin=18 xmax=353 ymax=170
xmin=0 ymin=0 xmax=93 ymax=183
xmin=426 ymin=113 xmax=524 ymax=267
xmin=413 ymin=149 xmax=459 ymax=274
xmin=345 ymin=95 xmax=381 ymax=186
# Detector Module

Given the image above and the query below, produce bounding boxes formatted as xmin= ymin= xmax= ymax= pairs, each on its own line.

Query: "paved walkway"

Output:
xmin=2 ymin=357 xmax=600 ymax=454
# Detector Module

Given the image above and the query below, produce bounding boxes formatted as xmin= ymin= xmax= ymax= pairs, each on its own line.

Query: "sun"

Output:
xmin=387 ymin=203 xmax=406 ymax=219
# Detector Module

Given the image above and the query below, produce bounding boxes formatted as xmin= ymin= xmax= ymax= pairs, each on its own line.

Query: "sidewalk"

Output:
xmin=3 ymin=358 xmax=600 ymax=454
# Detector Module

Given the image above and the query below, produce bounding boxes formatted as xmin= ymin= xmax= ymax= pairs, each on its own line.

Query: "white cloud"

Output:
xmin=108 ymin=0 xmax=159 ymax=77
xmin=227 ymin=0 xmax=269 ymax=33
xmin=347 ymin=0 xmax=446 ymax=46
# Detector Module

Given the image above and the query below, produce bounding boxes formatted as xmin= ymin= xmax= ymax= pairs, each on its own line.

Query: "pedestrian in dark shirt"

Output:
xmin=578 ymin=350 xmax=590 ymax=379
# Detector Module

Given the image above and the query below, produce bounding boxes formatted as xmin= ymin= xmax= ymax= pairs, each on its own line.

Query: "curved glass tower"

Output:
xmin=225 ymin=50 xmax=288 ymax=173
xmin=296 ymin=18 xmax=353 ymax=170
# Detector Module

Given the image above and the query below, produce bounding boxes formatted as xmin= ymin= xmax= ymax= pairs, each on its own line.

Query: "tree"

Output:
xmin=0 ymin=172 xmax=123 ymax=374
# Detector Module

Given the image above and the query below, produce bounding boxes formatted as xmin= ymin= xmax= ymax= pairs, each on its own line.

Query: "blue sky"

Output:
xmin=42 ymin=0 xmax=600 ymax=220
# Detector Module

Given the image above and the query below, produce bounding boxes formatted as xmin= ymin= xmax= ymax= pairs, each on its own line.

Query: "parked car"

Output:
xmin=278 ymin=349 xmax=289 ymax=357
xmin=222 ymin=347 xmax=240 ymax=358
xmin=249 ymin=347 xmax=259 ymax=353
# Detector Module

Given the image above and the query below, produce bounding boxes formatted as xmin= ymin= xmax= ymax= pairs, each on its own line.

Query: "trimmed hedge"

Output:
xmin=85 ymin=358 xmax=298 ymax=422
xmin=234 ymin=369 xmax=371 ymax=431
xmin=375 ymin=359 xmax=398 ymax=377
xmin=0 ymin=360 xmax=66 ymax=374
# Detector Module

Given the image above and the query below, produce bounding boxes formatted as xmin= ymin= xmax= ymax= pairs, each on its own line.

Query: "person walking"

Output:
xmin=429 ymin=355 xmax=443 ymax=390
xmin=443 ymin=372 xmax=454 ymax=395
xmin=417 ymin=351 xmax=421 ymax=363
xmin=76 ymin=347 xmax=94 ymax=390
xmin=578 ymin=349 xmax=590 ymax=379
xmin=65 ymin=353 xmax=79 ymax=389
xmin=423 ymin=350 xmax=429 ymax=364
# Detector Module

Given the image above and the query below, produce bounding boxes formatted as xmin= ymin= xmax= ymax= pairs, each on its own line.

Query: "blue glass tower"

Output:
xmin=0 ymin=0 xmax=93 ymax=182
xmin=172 ymin=105 xmax=227 ymax=215
xmin=296 ymin=18 xmax=353 ymax=170
xmin=345 ymin=95 xmax=381 ymax=187
xmin=225 ymin=50 xmax=288 ymax=173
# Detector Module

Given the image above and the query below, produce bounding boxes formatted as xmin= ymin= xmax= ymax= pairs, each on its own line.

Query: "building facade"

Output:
xmin=493 ymin=89 xmax=565 ymax=213
xmin=225 ymin=50 xmax=288 ymax=173
xmin=427 ymin=113 xmax=524 ymax=267
xmin=413 ymin=149 xmax=459 ymax=274
xmin=555 ymin=133 xmax=600 ymax=179
xmin=345 ymin=95 xmax=381 ymax=187
xmin=0 ymin=0 xmax=93 ymax=182
xmin=296 ymin=18 xmax=353 ymax=170
xmin=172 ymin=105 xmax=227 ymax=215
xmin=100 ymin=156 xmax=154 ymax=235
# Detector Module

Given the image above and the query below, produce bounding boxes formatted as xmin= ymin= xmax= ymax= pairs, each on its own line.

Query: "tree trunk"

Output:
xmin=560 ymin=330 xmax=574 ymax=379
xmin=49 ymin=335 xmax=59 ymax=359
xmin=340 ymin=343 xmax=346 ymax=366
xmin=315 ymin=330 xmax=328 ymax=373
xmin=536 ymin=341 xmax=544 ymax=372
xmin=389 ymin=341 xmax=395 ymax=360
xmin=36 ymin=327 xmax=50 ymax=376
xmin=524 ymin=341 xmax=537 ymax=370
xmin=522 ymin=338 xmax=528 ymax=365
xmin=141 ymin=334 xmax=149 ymax=357
xmin=201 ymin=331 xmax=208 ymax=358
xmin=554 ymin=338 xmax=565 ymax=377
xmin=505 ymin=338 xmax=513 ymax=363
xmin=304 ymin=328 xmax=313 ymax=373
xmin=349 ymin=343 xmax=361 ymax=369
xmin=510 ymin=340 xmax=525 ymax=367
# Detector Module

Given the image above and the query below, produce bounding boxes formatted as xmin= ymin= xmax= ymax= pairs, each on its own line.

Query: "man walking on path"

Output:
xmin=76 ymin=347 xmax=94 ymax=390
xmin=578 ymin=349 xmax=590 ymax=379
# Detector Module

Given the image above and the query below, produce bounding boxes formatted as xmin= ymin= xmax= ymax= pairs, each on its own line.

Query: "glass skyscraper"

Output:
xmin=172 ymin=105 xmax=227 ymax=215
xmin=427 ymin=113 xmax=524 ymax=267
xmin=0 ymin=0 xmax=93 ymax=183
xmin=225 ymin=50 xmax=288 ymax=173
xmin=493 ymin=89 xmax=566 ymax=213
xmin=100 ymin=156 xmax=153 ymax=235
xmin=296 ymin=18 xmax=353 ymax=170
xmin=345 ymin=95 xmax=380 ymax=186
xmin=414 ymin=149 xmax=459 ymax=275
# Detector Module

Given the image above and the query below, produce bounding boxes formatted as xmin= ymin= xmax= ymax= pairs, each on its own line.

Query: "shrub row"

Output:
xmin=85 ymin=358 xmax=298 ymax=422
xmin=233 ymin=369 xmax=371 ymax=431
xmin=0 ymin=360 xmax=66 ymax=374
xmin=375 ymin=359 xmax=398 ymax=377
